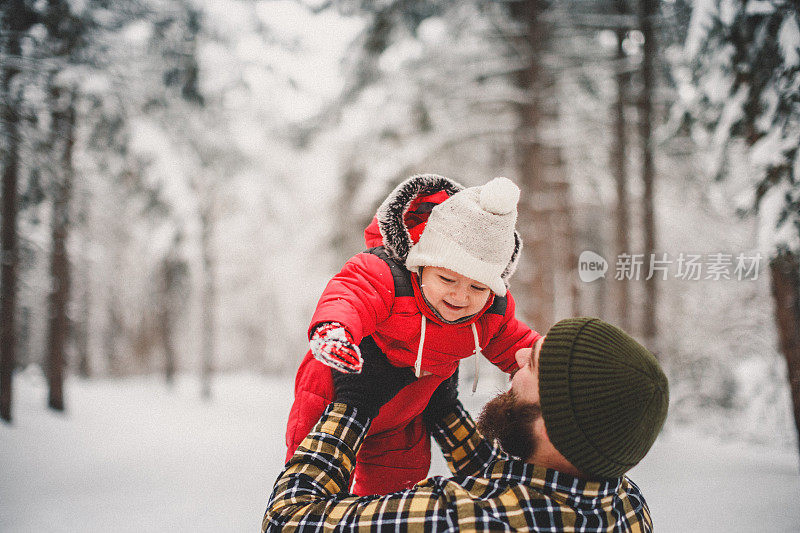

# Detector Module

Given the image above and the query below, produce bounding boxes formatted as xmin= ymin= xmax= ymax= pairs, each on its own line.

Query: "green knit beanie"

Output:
xmin=538 ymin=317 xmax=669 ymax=479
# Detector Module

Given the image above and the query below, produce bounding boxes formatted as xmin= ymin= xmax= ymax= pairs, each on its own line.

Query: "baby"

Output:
xmin=285 ymin=174 xmax=541 ymax=495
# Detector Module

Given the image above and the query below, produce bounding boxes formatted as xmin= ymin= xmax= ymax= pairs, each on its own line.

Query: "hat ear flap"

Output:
xmin=376 ymin=174 xmax=463 ymax=263
xmin=501 ymin=230 xmax=523 ymax=287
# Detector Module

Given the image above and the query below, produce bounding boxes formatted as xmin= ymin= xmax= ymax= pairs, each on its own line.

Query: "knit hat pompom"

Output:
xmin=480 ymin=177 xmax=520 ymax=215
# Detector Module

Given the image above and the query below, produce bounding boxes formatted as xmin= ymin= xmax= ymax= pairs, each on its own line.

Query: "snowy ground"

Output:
xmin=1 ymin=371 xmax=798 ymax=533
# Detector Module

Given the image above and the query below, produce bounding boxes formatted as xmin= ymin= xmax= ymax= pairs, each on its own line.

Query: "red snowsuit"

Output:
xmin=285 ymin=174 xmax=541 ymax=495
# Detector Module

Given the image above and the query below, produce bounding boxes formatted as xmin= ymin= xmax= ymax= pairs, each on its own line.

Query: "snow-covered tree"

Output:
xmin=0 ymin=0 xmax=39 ymax=422
xmin=680 ymin=0 xmax=800 ymax=457
xmin=41 ymin=0 xmax=88 ymax=411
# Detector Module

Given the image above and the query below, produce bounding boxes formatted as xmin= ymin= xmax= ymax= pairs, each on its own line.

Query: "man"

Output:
xmin=263 ymin=317 xmax=669 ymax=532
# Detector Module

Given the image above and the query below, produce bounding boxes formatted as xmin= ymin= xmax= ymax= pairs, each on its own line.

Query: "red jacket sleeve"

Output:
xmin=481 ymin=292 xmax=542 ymax=374
xmin=308 ymin=253 xmax=395 ymax=343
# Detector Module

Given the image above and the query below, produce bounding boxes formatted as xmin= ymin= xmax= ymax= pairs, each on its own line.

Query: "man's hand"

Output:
xmin=310 ymin=322 xmax=363 ymax=373
xmin=332 ymin=336 xmax=416 ymax=419
xmin=422 ymin=366 xmax=459 ymax=431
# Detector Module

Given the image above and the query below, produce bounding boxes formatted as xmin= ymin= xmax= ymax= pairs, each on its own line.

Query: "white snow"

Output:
xmin=745 ymin=0 xmax=776 ymax=16
xmin=2 ymin=372 xmax=798 ymax=533
xmin=120 ymin=20 xmax=153 ymax=47
xmin=379 ymin=39 xmax=424 ymax=73
xmin=417 ymin=17 xmax=448 ymax=45
xmin=326 ymin=326 xmax=348 ymax=342
xmin=750 ymin=123 xmax=790 ymax=169
xmin=596 ymin=29 xmax=618 ymax=51
xmin=779 ymin=14 xmax=800 ymax=68
xmin=1 ymin=371 xmax=286 ymax=533
xmin=250 ymin=0 xmax=363 ymax=113
xmin=757 ymin=182 xmax=800 ymax=253
xmin=628 ymin=426 xmax=800 ymax=532
xmin=708 ymin=84 xmax=747 ymax=176
xmin=684 ymin=0 xmax=717 ymax=58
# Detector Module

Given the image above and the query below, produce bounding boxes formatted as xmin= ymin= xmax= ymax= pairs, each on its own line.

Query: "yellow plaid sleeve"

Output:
xmin=263 ymin=403 xmax=453 ymax=532
xmin=430 ymin=400 xmax=501 ymax=478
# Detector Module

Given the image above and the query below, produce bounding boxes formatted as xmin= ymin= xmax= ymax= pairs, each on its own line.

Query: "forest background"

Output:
xmin=1 ymin=0 xmax=800 ymax=529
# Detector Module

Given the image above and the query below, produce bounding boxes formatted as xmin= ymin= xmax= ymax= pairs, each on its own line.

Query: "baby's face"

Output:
xmin=419 ymin=266 xmax=491 ymax=321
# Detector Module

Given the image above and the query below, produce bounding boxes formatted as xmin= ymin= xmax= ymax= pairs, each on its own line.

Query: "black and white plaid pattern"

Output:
xmin=264 ymin=402 xmax=653 ymax=532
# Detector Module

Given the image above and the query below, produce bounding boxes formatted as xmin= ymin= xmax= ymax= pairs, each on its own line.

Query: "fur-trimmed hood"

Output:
xmin=362 ymin=173 xmax=523 ymax=288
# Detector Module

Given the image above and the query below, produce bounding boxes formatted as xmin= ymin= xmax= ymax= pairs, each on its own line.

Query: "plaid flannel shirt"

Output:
xmin=264 ymin=402 xmax=653 ymax=532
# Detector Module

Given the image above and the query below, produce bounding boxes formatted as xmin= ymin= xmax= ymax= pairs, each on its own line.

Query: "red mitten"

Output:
xmin=309 ymin=322 xmax=363 ymax=373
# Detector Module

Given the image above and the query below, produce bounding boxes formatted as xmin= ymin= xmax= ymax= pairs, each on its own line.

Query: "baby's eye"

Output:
xmin=471 ymin=285 xmax=488 ymax=292
xmin=439 ymin=275 xmax=455 ymax=283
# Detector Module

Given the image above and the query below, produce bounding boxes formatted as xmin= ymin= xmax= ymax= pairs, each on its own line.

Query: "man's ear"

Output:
xmin=533 ymin=418 xmax=583 ymax=477
xmin=532 ymin=415 xmax=548 ymax=442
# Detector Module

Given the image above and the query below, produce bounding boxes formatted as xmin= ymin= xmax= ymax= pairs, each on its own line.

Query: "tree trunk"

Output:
xmin=46 ymin=87 xmax=76 ymax=412
xmin=74 ymin=190 xmax=91 ymax=378
xmin=75 ymin=256 xmax=91 ymax=378
xmin=551 ymin=180 xmax=580 ymax=321
xmin=18 ymin=307 xmax=31 ymax=368
xmin=159 ymin=249 xmax=183 ymax=386
xmin=639 ymin=0 xmax=658 ymax=340
xmin=0 ymin=7 xmax=25 ymax=423
xmin=511 ymin=0 xmax=572 ymax=332
xmin=199 ymin=208 xmax=215 ymax=400
xmin=104 ymin=293 xmax=122 ymax=376
xmin=613 ymin=0 xmax=632 ymax=332
xmin=161 ymin=299 xmax=176 ymax=386
xmin=567 ymin=202 xmax=581 ymax=319
xmin=769 ymin=249 xmax=800 ymax=464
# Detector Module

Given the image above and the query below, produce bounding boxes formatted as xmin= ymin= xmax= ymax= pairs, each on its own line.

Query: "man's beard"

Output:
xmin=477 ymin=389 xmax=542 ymax=461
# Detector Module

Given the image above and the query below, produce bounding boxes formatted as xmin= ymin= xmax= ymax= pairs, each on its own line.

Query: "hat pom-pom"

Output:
xmin=480 ymin=177 xmax=520 ymax=215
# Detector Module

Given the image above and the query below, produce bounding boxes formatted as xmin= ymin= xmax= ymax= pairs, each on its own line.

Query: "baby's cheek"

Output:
xmin=419 ymin=281 xmax=435 ymax=301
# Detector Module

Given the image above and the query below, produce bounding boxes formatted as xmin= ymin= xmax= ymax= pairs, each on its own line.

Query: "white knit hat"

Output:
xmin=405 ymin=177 xmax=521 ymax=296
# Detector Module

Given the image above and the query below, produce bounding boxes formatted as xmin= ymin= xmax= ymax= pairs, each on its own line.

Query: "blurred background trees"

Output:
xmin=0 ymin=0 xmax=798 ymax=458
xmin=675 ymin=0 xmax=800 ymax=458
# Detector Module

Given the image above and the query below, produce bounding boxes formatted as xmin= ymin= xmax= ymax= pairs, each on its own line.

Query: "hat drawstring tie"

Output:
xmin=414 ymin=315 xmax=426 ymax=378
xmin=471 ymin=323 xmax=481 ymax=393
xmin=416 ymin=317 xmax=481 ymax=391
